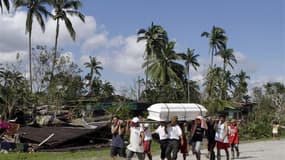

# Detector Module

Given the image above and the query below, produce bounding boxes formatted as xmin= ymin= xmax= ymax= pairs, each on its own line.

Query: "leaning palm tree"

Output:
xmin=50 ymin=0 xmax=85 ymax=80
xmin=178 ymin=48 xmax=200 ymax=102
xmin=15 ymin=0 xmax=51 ymax=92
xmin=137 ymin=22 xmax=168 ymax=89
xmin=0 ymin=0 xmax=10 ymax=13
xmin=84 ymin=56 xmax=103 ymax=94
xmin=201 ymin=25 xmax=227 ymax=68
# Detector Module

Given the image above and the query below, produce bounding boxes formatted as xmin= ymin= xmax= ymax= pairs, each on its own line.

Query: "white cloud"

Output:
xmin=98 ymin=36 xmax=145 ymax=75
xmin=0 ymin=51 xmax=26 ymax=63
xmin=0 ymin=11 xmax=96 ymax=64
xmin=82 ymin=33 xmax=108 ymax=51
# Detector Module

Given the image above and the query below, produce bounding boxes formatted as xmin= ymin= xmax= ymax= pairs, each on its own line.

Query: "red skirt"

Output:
xmin=216 ymin=141 xmax=229 ymax=149
xmin=143 ymin=140 xmax=152 ymax=153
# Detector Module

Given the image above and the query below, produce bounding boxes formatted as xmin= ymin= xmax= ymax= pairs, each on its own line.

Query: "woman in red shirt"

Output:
xmin=228 ymin=119 xmax=240 ymax=159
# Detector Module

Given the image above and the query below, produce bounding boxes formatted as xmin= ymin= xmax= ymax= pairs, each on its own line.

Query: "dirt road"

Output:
xmin=150 ymin=139 xmax=285 ymax=160
xmin=89 ymin=139 xmax=285 ymax=160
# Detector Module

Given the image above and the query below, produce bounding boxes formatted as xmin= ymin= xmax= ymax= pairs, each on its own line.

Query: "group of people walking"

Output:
xmin=110 ymin=114 xmax=240 ymax=160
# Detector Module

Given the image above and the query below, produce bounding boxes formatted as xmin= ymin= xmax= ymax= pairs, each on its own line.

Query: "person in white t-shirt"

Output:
xmin=215 ymin=114 xmax=229 ymax=160
xmin=153 ymin=121 xmax=169 ymax=160
xmin=165 ymin=115 xmax=184 ymax=160
xmin=126 ymin=117 xmax=145 ymax=160
xmin=143 ymin=123 xmax=152 ymax=160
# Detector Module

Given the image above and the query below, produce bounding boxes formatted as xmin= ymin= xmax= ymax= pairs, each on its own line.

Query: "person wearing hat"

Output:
xmin=215 ymin=114 xmax=230 ymax=160
xmin=190 ymin=116 xmax=208 ymax=160
xmin=165 ymin=115 xmax=183 ymax=160
xmin=228 ymin=119 xmax=240 ymax=159
xmin=126 ymin=117 xmax=145 ymax=160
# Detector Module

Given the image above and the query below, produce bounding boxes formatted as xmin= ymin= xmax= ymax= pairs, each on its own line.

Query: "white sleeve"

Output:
xmin=177 ymin=125 xmax=182 ymax=136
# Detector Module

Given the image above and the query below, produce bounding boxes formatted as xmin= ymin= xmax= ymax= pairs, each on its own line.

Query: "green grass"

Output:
xmin=0 ymin=142 xmax=161 ymax=160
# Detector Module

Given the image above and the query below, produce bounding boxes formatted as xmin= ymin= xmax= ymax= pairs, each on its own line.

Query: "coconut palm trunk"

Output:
xmin=51 ymin=19 xmax=60 ymax=82
xmin=29 ymin=28 xmax=32 ymax=92
xmin=187 ymin=69 xmax=190 ymax=103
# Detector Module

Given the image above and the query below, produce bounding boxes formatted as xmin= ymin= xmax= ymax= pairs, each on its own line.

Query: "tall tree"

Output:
xmin=216 ymin=48 xmax=237 ymax=72
xmin=0 ymin=69 xmax=25 ymax=119
xmin=179 ymin=48 xmax=200 ymax=102
xmin=233 ymin=70 xmax=250 ymax=101
xmin=137 ymin=22 xmax=168 ymax=89
xmin=0 ymin=0 xmax=10 ymax=13
xmin=143 ymin=41 xmax=185 ymax=86
xmin=15 ymin=0 xmax=51 ymax=92
xmin=84 ymin=56 xmax=103 ymax=95
xmin=101 ymin=81 xmax=115 ymax=98
xmin=50 ymin=0 xmax=85 ymax=80
xmin=201 ymin=26 xmax=227 ymax=68
xmin=216 ymin=48 xmax=237 ymax=99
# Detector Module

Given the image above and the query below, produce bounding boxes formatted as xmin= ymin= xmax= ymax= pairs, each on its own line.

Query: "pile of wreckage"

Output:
xmin=0 ymin=105 xmax=112 ymax=153
xmin=0 ymin=103 xmax=208 ymax=153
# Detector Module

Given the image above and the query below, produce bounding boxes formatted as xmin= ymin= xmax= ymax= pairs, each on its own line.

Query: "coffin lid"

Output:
xmin=147 ymin=103 xmax=207 ymax=121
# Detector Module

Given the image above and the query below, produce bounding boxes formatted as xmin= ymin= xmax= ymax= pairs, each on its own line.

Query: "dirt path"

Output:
xmin=150 ymin=139 xmax=285 ymax=160
xmin=84 ymin=139 xmax=285 ymax=160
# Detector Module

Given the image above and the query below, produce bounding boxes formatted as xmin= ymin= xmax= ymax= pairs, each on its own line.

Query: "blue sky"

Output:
xmin=0 ymin=0 xmax=284 ymax=94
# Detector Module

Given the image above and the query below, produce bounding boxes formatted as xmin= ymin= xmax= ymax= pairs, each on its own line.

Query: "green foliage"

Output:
xmin=239 ymin=86 xmax=285 ymax=140
xmin=105 ymin=103 xmax=132 ymax=120
xmin=203 ymin=99 xmax=231 ymax=114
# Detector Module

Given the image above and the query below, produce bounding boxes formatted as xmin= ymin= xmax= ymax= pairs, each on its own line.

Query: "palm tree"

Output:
xmin=15 ymin=0 xmax=51 ymax=92
xmin=137 ymin=22 xmax=168 ymax=89
xmin=234 ymin=70 xmax=250 ymax=101
xmin=179 ymin=48 xmax=200 ymax=102
xmin=201 ymin=26 xmax=227 ymax=68
xmin=223 ymin=70 xmax=236 ymax=99
xmin=216 ymin=48 xmax=237 ymax=72
xmin=0 ymin=0 xmax=10 ymax=13
xmin=0 ymin=69 xmax=25 ymax=119
xmin=84 ymin=56 xmax=103 ymax=94
xmin=204 ymin=66 xmax=223 ymax=98
xmin=216 ymin=48 xmax=237 ymax=99
xmin=101 ymin=81 xmax=115 ymax=98
xmin=50 ymin=0 xmax=85 ymax=80
xmin=143 ymin=41 xmax=185 ymax=86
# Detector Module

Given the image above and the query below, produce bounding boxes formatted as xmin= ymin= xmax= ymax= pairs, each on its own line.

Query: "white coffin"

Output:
xmin=147 ymin=103 xmax=207 ymax=121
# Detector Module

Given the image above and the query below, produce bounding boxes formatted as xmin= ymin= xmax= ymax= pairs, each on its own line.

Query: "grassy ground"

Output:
xmin=0 ymin=141 xmax=161 ymax=160
xmin=0 ymin=136 xmax=284 ymax=160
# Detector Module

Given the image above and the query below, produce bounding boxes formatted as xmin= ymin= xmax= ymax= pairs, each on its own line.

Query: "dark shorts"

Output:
xmin=111 ymin=146 xmax=126 ymax=158
xmin=208 ymin=141 xmax=216 ymax=151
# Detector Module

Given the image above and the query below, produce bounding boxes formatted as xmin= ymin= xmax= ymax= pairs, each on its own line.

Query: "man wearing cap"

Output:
xmin=190 ymin=116 xmax=207 ymax=160
xmin=126 ymin=117 xmax=145 ymax=160
xmin=165 ymin=115 xmax=183 ymax=160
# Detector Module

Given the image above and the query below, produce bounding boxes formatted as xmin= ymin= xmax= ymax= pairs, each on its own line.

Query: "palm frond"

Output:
xmin=66 ymin=10 xmax=85 ymax=22
xmin=137 ymin=28 xmax=147 ymax=35
xmin=0 ymin=0 xmax=10 ymax=13
xmin=34 ymin=11 xmax=45 ymax=32
xmin=63 ymin=16 xmax=76 ymax=41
